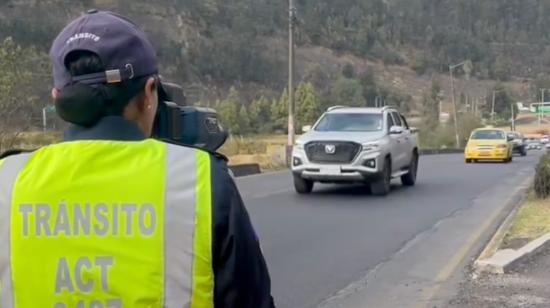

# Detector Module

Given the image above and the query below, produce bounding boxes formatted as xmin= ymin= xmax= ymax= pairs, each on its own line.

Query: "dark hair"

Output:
xmin=55 ymin=51 xmax=151 ymax=127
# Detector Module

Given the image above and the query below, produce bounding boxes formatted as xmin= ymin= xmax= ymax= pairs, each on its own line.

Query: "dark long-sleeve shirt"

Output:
xmin=4 ymin=116 xmax=275 ymax=307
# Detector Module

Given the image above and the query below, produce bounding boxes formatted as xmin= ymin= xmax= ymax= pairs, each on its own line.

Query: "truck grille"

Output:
xmin=305 ymin=141 xmax=361 ymax=164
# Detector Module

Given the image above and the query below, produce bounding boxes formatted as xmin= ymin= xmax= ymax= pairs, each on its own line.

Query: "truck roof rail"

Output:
xmin=326 ymin=105 xmax=397 ymax=112
xmin=327 ymin=105 xmax=348 ymax=111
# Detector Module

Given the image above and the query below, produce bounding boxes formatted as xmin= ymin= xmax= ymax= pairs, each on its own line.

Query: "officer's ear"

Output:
xmin=132 ymin=78 xmax=158 ymax=112
xmin=133 ymin=77 xmax=158 ymax=137
xmin=51 ymin=88 xmax=60 ymax=99
xmin=144 ymin=77 xmax=158 ymax=109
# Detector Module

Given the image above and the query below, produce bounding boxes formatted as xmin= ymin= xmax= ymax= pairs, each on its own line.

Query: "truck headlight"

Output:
xmin=362 ymin=142 xmax=380 ymax=152
xmin=294 ymin=141 xmax=304 ymax=150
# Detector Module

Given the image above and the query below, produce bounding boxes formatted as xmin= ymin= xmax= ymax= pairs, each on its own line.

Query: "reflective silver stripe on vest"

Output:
xmin=164 ymin=144 xmax=198 ymax=307
xmin=0 ymin=154 xmax=32 ymax=308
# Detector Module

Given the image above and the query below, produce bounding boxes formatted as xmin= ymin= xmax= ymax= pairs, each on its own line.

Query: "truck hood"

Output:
xmin=297 ymin=131 xmax=386 ymax=144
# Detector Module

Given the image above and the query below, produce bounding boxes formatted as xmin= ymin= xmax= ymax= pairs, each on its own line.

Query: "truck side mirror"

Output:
xmin=389 ymin=126 xmax=404 ymax=135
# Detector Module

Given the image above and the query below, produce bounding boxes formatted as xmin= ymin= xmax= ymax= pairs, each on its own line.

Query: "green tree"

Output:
xmin=0 ymin=37 xmax=49 ymax=152
xmin=419 ymin=80 xmax=442 ymax=144
xmin=458 ymin=113 xmax=483 ymax=146
xmin=358 ymin=69 xmax=379 ymax=106
xmin=332 ymin=77 xmax=365 ymax=107
xmin=410 ymin=54 xmax=431 ymax=75
xmin=6 ymin=0 xmax=550 ymax=90
xmin=491 ymin=55 xmax=512 ymax=81
xmin=271 ymin=89 xmax=289 ymax=132
xmin=342 ymin=63 xmax=356 ymax=79
xmin=270 ymin=99 xmax=280 ymax=128
xmin=421 ymin=96 xmax=438 ymax=129
xmin=304 ymin=64 xmax=331 ymax=95
xmin=484 ymin=84 xmax=515 ymax=123
xmin=238 ymin=105 xmax=251 ymax=135
xmin=217 ymin=87 xmax=241 ymax=135
xmin=383 ymin=91 xmax=413 ymax=113
xmin=532 ymin=74 xmax=550 ymax=102
xmin=296 ymin=82 xmax=320 ymax=131
xmin=460 ymin=93 xmax=466 ymax=107
xmin=249 ymin=95 xmax=273 ymax=133
xmin=430 ymin=81 xmax=441 ymax=117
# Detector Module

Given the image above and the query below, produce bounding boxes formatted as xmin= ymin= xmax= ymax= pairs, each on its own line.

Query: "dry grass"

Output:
xmin=229 ymin=154 xmax=287 ymax=171
xmin=7 ymin=132 xmax=290 ymax=170
xmin=18 ymin=132 xmax=61 ymax=145
xmin=502 ymin=193 xmax=550 ymax=249
xmin=511 ymin=125 xmax=550 ymax=135
xmin=220 ymin=135 xmax=289 ymax=171
xmin=220 ymin=135 xmax=287 ymax=155
xmin=3 ymin=131 xmax=61 ymax=151
xmin=498 ymin=114 xmax=550 ymax=134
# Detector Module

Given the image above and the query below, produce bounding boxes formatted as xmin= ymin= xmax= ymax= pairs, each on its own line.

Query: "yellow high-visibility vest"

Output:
xmin=0 ymin=140 xmax=214 ymax=308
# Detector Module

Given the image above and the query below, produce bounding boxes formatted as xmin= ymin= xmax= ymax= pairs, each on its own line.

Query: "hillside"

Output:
xmin=0 ymin=0 xmax=549 ymax=136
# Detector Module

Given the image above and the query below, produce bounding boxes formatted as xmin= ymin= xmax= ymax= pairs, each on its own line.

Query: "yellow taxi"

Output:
xmin=465 ymin=128 xmax=513 ymax=163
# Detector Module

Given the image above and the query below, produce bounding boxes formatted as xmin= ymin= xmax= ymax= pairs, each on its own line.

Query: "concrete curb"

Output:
xmin=473 ymin=176 xmax=541 ymax=275
xmin=228 ymin=163 xmax=262 ymax=177
xmin=477 ymin=195 xmax=526 ymax=261
xmin=475 ymin=233 xmax=550 ymax=274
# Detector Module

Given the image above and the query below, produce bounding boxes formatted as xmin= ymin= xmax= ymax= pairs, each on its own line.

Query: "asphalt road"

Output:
xmin=236 ymin=152 xmax=541 ymax=308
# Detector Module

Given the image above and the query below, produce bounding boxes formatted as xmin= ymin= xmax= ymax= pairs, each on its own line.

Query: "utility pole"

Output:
xmin=491 ymin=89 xmax=506 ymax=125
xmin=477 ymin=95 xmax=486 ymax=118
xmin=491 ymin=90 xmax=497 ymax=125
xmin=449 ymin=64 xmax=460 ymax=148
xmin=448 ymin=61 xmax=471 ymax=148
xmin=42 ymin=105 xmax=56 ymax=132
xmin=511 ymin=102 xmax=515 ymax=131
xmin=447 ymin=60 xmax=473 ymax=148
xmin=287 ymin=0 xmax=296 ymax=165
xmin=42 ymin=107 xmax=47 ymax=132
xmin=540 ymin=88 xmax=547 ymax=126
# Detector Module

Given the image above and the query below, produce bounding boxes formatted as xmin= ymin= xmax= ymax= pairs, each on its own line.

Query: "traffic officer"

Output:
xmin=0 ymin=10 xmax=275 ymax=308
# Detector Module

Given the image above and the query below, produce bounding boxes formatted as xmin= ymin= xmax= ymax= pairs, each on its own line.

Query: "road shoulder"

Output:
xmin=449 ymin=245 xmax=550 ymax=308
xmin=316 ymin=166 xmax=533 ymax=308
xmin=449 ymin=177 xmax=550 ymax=307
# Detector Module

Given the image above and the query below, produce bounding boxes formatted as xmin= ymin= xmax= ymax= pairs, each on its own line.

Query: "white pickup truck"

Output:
xmin=291 ymin=106 xmax=419 ymax=196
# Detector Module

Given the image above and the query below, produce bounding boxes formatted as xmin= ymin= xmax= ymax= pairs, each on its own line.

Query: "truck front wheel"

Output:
xmin=293 ymin=174 xmax=314 ymax=194
xmin=371 ymin=158 xmax=391 ymax=196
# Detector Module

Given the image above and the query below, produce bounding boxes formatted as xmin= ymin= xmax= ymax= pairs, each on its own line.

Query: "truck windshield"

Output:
xmin=314 ymin=113 xmax=383 ymax=132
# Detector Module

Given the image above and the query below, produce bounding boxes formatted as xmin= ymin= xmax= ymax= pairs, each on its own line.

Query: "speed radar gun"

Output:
xmin=153 ymin=82 xmax=228 ymax=152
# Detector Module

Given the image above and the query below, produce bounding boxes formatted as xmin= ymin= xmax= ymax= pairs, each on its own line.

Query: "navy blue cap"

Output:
xmin=50 ymin=10 xmax=158 ymax=89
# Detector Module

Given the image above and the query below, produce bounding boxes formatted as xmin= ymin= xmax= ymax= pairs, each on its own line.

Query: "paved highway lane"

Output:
xmin=236 ymin=153 xmax=541 ymax=308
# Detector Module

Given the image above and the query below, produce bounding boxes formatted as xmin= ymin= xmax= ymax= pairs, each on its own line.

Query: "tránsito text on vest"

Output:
xmin=17 ymin=202 xmax=158 ymax=237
